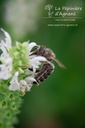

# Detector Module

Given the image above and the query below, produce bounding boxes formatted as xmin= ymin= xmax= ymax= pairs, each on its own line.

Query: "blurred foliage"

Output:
xmin=0 ymin=0 xmax=85 ymax=128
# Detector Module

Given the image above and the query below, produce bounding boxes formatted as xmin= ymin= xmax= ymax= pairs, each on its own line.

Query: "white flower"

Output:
xmin=29 ymin=55 xmax=46 ymax=72
xmin=19 ymin=80 xmax=29 ymax=93
xmin=25 ymin=76 xmax=36 ymax=86
xmin=9 ymin=72 xmax=36 ymax=93
xmin=27 ymin=42 xmax=37 ymax=54
xmin=0 ymin=28 xmax=11 ymax=49
xmin=0 ymin=46 xmax=9 ymax=59
xmin=27 ymin=42 xmax=47 ymax=72
xmin=0 ymin=56 xmax=12 ymax=80
xmin=9 ymin=72 xmax=20 ymax=91
xmin=0 ymin=29 xmax=13 ymax=80
xmin=19 ymin=76 xmax=36 ymax=93
xmin=0 ymin=62 xmax=12 ymax=80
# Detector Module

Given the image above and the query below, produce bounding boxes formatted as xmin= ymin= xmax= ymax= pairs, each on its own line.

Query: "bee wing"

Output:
xmin=52 ymin=58 xmax=66 ymax=69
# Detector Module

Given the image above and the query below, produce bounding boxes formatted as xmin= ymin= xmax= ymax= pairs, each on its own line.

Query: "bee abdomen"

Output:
xmin=33 ymin=63 xmax=54 ymax=84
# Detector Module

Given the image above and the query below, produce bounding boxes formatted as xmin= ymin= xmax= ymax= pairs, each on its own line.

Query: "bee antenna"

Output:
xmin=52 ymin=57 xmax=66 ymax=69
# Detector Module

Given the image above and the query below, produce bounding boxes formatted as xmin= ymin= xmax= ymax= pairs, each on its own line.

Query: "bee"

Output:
xmin=31 ymin=45 xmax=66 ymax=84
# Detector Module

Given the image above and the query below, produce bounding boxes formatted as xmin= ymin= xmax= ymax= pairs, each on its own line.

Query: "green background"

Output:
xmin=0 ymin=0 xmax=85 ymax=128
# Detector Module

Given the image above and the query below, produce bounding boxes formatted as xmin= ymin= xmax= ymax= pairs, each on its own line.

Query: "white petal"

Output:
xmin=5 ymin=57 xmax=12 ymax=64
xmin=0 ymin=62 xmax=12 ymax=80
xmin=32 ymin=65 xmax=39 ymax=72
xmin=34 ymin=61 xmax=41 ymax=65
xmin=25 ymin=76 xmax=36 ymax=84
xmin=27 ymin=42 xmax=37 ymax=52
xmin=29 ymin=55 xmax=46 ymax=72
xmin=9 ymin=72 xmax=20 ymax=91
xmin=32 ymin=67 xmax=36 ymax=72
xmin=0 ymin=58 xmax=12 ymax=80
xmin=24 ymin=76 xmax=36 ymax=90
xmin=0 ymin=46 xmax=9 ymax=59
xmin=19 ymin=80 xmax=32 ymax=92
xmin=25 ymin=69 xmax=33 ymax=75
xmin=1 ymin=28 xmax=11 ymax=49
xmin=33 ymin=56 xmax=46 ymax=61
xmin=32 ymin=64 xmax=39 ymax=69
xmin=25 ymin=76 xmax=39 ymax=85
xmin=29 ymin=55 xmax=46 ymax=62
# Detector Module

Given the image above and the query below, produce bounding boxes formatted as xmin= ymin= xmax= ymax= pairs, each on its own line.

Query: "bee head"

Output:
xmin=45 ymin=48 xmax=56 ymax=61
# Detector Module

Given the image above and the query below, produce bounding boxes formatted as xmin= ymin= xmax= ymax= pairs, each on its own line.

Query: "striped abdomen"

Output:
xmin=33 ymin=63 xmax=54 ymax=84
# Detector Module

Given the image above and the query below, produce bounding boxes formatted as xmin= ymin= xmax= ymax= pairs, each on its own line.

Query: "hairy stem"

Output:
xmin=0 ymin=83 xmax=23 ymax=128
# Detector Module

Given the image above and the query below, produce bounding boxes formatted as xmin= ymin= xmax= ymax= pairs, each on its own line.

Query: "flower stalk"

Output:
xmin=0 ymin=85 xmax=23 ymax=128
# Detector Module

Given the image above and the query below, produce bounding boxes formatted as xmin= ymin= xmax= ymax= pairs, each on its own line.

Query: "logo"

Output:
xmin=45 ymin=4 xmax=54 ymax=18
xmin=44 ymin=4 xmax=82 ymax=27
xmin=44 ymin=4 xmax=82 ymax=18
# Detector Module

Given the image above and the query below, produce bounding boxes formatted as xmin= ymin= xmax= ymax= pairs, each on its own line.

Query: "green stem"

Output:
xmin=0 ymin=83 xmax=23 ymax=128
